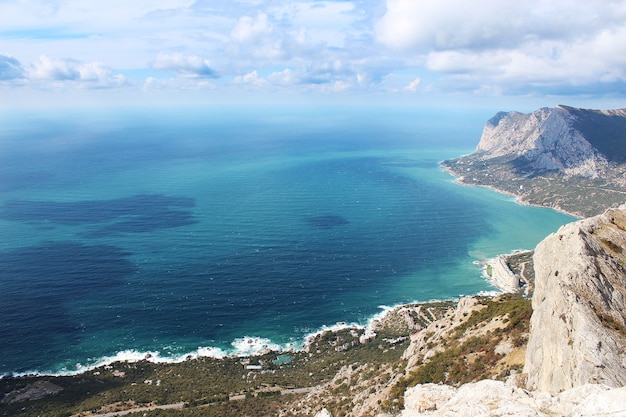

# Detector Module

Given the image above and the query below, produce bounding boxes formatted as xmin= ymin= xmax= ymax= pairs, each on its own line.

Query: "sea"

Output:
xmin=0 ymin=106 xmax=575 ymax=376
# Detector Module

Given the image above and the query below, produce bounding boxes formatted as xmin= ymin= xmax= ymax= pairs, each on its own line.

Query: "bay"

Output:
xmin=0 ymin=106 xmax=575 ymax=375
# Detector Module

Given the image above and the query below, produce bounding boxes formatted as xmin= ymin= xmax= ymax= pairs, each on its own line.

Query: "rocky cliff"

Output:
xmin=474 ymin=106 xmax=618 ymax=178
xmin=524 ymin=204 xmax=626 ymax=393
xmin=400 ymin=380 xmax=626 ymax=417
xmin=442 ymin=105 xmax=626 ymax=217
xmin=393 ymin=208 xmax=626 ymax=417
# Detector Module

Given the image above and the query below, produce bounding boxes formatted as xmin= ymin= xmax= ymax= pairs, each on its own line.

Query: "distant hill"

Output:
xmin=442 ymin=105 xmax=626 ymax=217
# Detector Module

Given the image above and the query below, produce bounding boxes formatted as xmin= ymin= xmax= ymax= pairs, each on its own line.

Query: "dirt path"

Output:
xmin=97 ymin=401 xmax=185 ymax=417
xmin=93 ymin=387 xmax=315 ymax=416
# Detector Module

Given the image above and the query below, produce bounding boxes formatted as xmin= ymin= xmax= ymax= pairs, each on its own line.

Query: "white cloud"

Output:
xmin=231 ymin=12 xmax=272 ymax=42
xmin=267 ymin=68 xmax=296 ymax=86
xmin=331 ymin=80 xmax=351 ymax=92
xmin=26 ymin=55 xmax=128 ymax=88
xmin=227 ymin=12 xmax=288 ymax=63
xmin=256 ymin=62 xmax=363 ymax=92
xmin=151 ymin=53 xmax=219 ymax=78
xmin=234 ymin=70 xmax=268 ymax=86
xmin=423 ymin=24 xmax=626 ymax=93
xmin=1 ymin=0 xmax=626 ymax=104
xmin=375 ymin=0 xmax=626 ymax=95
xmin=143 ymin=76 xmax=216 ymax=91
xmin=375 ymin=0 xmax=626 ymax=52
xmin=0 ymin=0 xmax=198 ymax=40
xmin=29 ymin=55 xmax=79 ymax=80
xmin=270 ymin=2 xmax=360 ymax=47
xmin=0 ymin=55 xmax=25 ymax=80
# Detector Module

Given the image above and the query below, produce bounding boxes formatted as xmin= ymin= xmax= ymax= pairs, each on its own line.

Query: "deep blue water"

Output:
xmin=0 ymin=107 xmax=575 ymax=375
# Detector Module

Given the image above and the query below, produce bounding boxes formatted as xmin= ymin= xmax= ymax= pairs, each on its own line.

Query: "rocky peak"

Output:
xmin=475 ymin=106 xmax=613 ymax=178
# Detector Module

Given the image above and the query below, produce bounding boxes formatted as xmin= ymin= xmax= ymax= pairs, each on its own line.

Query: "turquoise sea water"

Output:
xmin=0 ymin=107 xmax=575 ymax=375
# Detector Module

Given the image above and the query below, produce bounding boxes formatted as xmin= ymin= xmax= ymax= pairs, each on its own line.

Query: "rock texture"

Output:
xmin=400 ymin=380 xmax=626 ymax=417
xmin=475 ymin=106 xmax=612 ymax=178
xmin=402 ymin=297 xmax=486 ymax=369
xmin=524 ymin=205 xmax=626 ymax=393
xmin=441 ymin=105 xmax=626 ymax=217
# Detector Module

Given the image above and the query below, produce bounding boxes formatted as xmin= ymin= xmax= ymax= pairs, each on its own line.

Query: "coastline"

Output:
xmin=474 ymin=250 xmax=532 ymax=294
xmin=439 ymin=162 xmax=582 ymax=219
xmin=1 ymin=297 xmax=478 ymax=379
xmin=0 ymin=304 xmax=412 ymax=378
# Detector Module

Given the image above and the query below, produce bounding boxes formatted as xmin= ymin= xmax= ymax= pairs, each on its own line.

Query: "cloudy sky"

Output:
xmin=1 ymin=0 xmax=625 ymax=109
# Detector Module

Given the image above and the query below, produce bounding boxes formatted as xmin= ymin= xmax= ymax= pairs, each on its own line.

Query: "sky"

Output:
xmin=1 ymin=0 xmax=626 ymax=109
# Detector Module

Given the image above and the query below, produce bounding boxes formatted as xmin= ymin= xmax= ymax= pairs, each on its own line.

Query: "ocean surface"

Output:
xmin=0 ymin=106 xmax=575 ymax=376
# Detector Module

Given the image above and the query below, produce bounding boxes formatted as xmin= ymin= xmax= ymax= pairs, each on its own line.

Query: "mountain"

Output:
xmin=442 ymin=105 xmax=626 ymax=217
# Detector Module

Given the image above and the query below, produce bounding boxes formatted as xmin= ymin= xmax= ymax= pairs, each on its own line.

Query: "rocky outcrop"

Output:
xmin=400 ymin=380 xmax=626 ymax=417
xmin=387 ymin=207 xmax=626 ymax=416
xmin=1 ymin=381 xmax=63 ymax=404
xmin=524 ymin=205 xmax=626 ymax=393
xmin=475 ymin=106 xmax=611 ymax=178
xmin=402 ymin=297 xmax=486 ymax=369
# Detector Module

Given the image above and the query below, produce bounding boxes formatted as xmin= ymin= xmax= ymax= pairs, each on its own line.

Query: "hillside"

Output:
xmin=441 ymin=105 xmax=626 ymax=217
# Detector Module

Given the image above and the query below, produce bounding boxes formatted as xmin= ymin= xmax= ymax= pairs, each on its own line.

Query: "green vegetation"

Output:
xmin=442 ymin=155 xmax=626 ymax=218
xmin=452 ymin=294 xmax=531 ymax=339
xmin=385 ymin=295 xmax=532 ymax=411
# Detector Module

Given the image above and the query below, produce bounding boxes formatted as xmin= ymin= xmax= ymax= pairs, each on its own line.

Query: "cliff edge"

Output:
xmin=524 ymin=204 xmax=626 ymax=393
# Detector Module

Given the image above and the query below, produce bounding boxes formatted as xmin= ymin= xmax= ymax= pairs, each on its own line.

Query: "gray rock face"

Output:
xmin=475 ymin=106 xmax=608 ymax=178
xmin=524 ymin=205 xmax=626 ymax=393
xmin=400 ymin=381 xmax=626 ymax=417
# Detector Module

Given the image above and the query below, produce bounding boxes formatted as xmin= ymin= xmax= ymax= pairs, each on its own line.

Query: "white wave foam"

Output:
xmin=302 ymin=320 xmax=362 ymax=348
xmin=8 ymin=346 xmax=230 ymax=377
xmin=8 ymin=337 xmax=302 ymax=377
xmin=476 ymin=290 xmax=502 ymax=297
xmin=301 ymin=304 xmax=404 ymax=349
xmin=230 ymin=336 xmax=286 ymax=357
xmin=67 ymin=346 xmax=229 ymax=375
